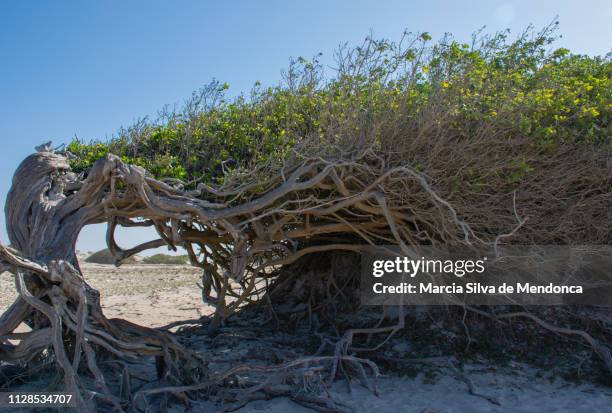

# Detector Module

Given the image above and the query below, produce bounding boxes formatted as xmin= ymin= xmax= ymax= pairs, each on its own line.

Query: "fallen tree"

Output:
xmin=0 ymin=25 xmax=610 ymax=411
xmin=0 ymin=140 xmax=610 ymax=410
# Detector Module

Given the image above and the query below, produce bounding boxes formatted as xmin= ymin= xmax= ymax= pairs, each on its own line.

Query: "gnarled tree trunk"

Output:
xmin=1 ymin=146 xmax=609 ymax=411
xmin=0 ymin=150 xmax=205 ymax=412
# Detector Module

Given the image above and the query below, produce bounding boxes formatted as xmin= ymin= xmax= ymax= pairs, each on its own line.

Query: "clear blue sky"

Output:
xmin=1 ymin=1 xmax=610 ymax=254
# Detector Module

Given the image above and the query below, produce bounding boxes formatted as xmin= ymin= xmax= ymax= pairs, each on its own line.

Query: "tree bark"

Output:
xmin=0 ymin=150 xmax=205 ymax=412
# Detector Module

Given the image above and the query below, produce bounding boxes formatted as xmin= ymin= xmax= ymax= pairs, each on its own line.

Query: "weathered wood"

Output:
xmin=0 ymin=145 xmax=609 ymax=410
xmin=0 ymin=150 xmax=206 ymax=411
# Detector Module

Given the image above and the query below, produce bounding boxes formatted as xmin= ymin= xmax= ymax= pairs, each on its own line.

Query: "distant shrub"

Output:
xmin=85 ymin=249 xmax=138 ymax=265
xmin=142 ymin=254 xmax=189 ymax=265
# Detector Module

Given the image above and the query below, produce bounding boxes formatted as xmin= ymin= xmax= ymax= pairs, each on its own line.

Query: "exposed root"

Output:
xmin=133 ymin=355 xmax=378 ymax=413
xmin=0 ymin=144 xmax=609 ymax=410
xmin=497 ymin=311 xmax=612 ymax=374
xmin=0 ymin=249 xmax=206 ymax=412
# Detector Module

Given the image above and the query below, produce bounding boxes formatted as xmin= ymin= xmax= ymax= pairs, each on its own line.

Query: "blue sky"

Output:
xmin=1 ymin=1 xmax=610 ymax=254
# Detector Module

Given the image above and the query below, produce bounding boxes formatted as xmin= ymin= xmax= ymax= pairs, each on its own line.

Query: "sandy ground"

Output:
xmin=0 ymin=263 xmax=610 ymax=412
xmin=0 ymin=262 xmax=211 ymax=328
xmin=79 ymin=262 xmax=214 ymax=327
xmin=232 ymin=371 xmax=612 ymax=413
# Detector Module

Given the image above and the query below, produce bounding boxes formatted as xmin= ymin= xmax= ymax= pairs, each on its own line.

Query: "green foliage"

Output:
xmin=67 ymin=141 xmax=110 ymax=173
xmin=66 ymin=24 xmax=610 ymax=185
